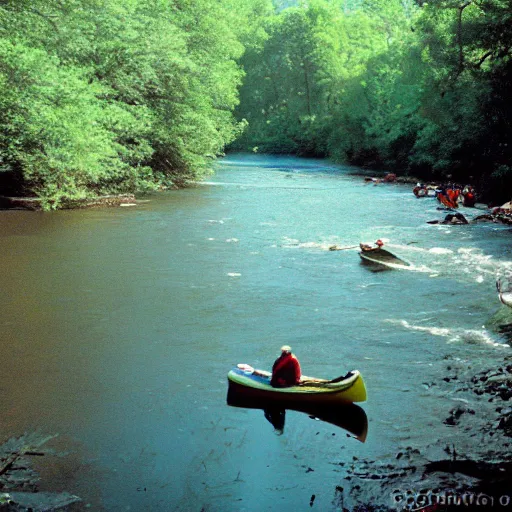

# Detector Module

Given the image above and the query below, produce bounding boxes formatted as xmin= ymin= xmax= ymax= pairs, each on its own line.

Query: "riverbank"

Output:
xmin=0 ymin=433 xmax=81 ymax=511
xmin=345 ymin=353 xmax=512 ymax=511
xmin=0 ymin=194 xmax=137 ymax=211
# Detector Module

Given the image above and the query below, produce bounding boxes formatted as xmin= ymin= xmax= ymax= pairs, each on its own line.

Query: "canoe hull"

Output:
xmin=359 ymin=248 xmax=410 ymax=267
xmin=227 ymin=368 xmax=367 ymax=404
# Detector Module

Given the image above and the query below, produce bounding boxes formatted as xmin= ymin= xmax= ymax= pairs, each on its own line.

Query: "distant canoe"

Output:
xmin=413 ymin=186 xmax=433 ymax=197
xmin=359 ymin=247 xmax=411 ymax=268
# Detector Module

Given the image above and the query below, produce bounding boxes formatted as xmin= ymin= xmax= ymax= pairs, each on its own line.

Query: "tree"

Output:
xmin=0 ymin=0 xmax=253 ymax=207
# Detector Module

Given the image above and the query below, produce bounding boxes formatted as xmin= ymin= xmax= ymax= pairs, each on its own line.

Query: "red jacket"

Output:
xmin=271 ymin=353 xmax=301 ymax=387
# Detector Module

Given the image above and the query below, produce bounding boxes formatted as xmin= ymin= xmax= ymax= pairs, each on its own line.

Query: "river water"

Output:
xmin=1 ymin=153 xmax=511 ymax=511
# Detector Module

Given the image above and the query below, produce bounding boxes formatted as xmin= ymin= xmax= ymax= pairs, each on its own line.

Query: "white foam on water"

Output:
xmin=451 ymin=397 xmax=470 ymax=404
xmin=296 ymin=241 xmax=325 ymax=249
xmin=366 ymin=260 xmax=433 ymax=273
xmin=387 ymin=319 xmax=451 ymax=337
xmin=447 ymin=329 xmax=509 ymax=348
xmin=281 ymin=237 xmax=300 ymax=247
xmin=428 ymin=247 xmax=454 ymax=254
xmin=227 ymin=272 xmax=241 ymax=277
xmin=390 ymin=244 xmax=429 ymax=253
xmin=475 ymin=266 xmax=495 ymax=276
xmin=398 ymin=245 xmax=512 ymax=285
xmin=406 ymin=264 xmax=433 ymax=273
xmin=389 ymin=319 xmax=442 ymax=338
xmin=457 ymin=247 xmax=478 ymax=254
xmin=387 ymin=319 xmax=510 ymax=349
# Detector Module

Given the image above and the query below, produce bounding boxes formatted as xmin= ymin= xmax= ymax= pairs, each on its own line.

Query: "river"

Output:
xmin=1 ymin=153 xmax=511 ymax=511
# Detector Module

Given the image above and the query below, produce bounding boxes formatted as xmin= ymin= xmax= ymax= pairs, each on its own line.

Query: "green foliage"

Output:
xmin=1 ymin=0 xmax=510 ymax=206
xmin=0 ymin=0 xmax=256 ymax=208
xmin=233 ymin=0 xmax=512 ymax=200
xmin=0 ymin=38 xmax=128 ymax=207
xmin=232 ymin=0 xmax=407 ymax=156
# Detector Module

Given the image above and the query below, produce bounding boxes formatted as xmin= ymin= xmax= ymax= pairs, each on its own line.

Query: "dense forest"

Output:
xmin=0 ymin=0 xmax=511 ymax=208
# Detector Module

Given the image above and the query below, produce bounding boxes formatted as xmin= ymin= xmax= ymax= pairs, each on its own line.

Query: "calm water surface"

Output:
xmin=1 ymin=154 xmax=511 ymax=511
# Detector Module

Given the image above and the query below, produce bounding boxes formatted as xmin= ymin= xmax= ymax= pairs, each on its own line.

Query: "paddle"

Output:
xmin=237 ymin=364 xmax=270 ymax=377
xmin=329 ymin=245 xmax=359 ymax=251
xmin=300 ymin=372 xmax=354 ymax=386
xmin=237 ymin=364 xmax=353 ymax=385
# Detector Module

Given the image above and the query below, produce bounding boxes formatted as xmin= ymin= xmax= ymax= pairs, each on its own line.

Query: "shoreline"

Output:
xmin=0 ymin=194 xmax=137 ymax=211
xmin=346 ymin=352 xmax=512 ymax=511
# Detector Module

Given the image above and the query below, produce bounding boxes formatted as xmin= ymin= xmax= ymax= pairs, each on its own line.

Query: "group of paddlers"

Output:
xmin=413 ymin=181 xmax=512 ymax=226
xmin=413 ymin=182 xmax=477 ymax=208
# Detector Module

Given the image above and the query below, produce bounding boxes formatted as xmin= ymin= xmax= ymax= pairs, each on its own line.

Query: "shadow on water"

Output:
xmin=226 ymin=388 xmax=368 ymax=442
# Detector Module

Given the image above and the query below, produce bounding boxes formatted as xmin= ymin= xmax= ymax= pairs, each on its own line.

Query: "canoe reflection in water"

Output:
xmin=227 ymin=388 xmax=368 ymax=442
xmin=263 ymin=407 xmax=286 ymax=434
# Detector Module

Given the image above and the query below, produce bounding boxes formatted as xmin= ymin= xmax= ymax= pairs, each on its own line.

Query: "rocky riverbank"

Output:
xmin=0 ymin=433 xmax=81 ymax=511
xmin=342 ymin=355 xmax=512 ymax=512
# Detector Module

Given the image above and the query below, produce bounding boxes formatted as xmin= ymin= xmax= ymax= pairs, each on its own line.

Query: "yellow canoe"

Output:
xmin=227 ymin=367 xmax=367 ymax=404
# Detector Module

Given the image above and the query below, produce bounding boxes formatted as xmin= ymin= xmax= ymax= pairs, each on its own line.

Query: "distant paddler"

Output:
xmin=359 ymin=239 xmax=384 ymax=252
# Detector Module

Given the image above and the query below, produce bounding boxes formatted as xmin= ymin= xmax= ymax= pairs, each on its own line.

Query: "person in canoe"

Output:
xmin=462 ymin=185 xmax=476 ymax=207
xmin=413 ymin=183 xmax=428 ymax=197
xmin=270 ymin=345 xmax=301 ymax=388
xmin=359 ymin=239 xmax=384 ymax=252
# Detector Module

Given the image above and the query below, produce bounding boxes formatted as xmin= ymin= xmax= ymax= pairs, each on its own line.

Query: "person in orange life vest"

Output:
xmin=270 ymin=345 xmax=301 ymax=388
xmin=447 ymin=187 xmax=460 ymax=205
